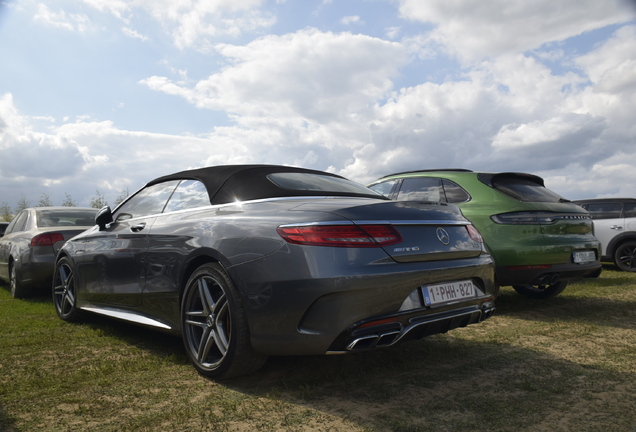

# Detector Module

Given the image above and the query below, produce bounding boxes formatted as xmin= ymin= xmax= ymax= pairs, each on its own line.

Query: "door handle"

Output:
xmin=130 ymin=223 xmax=146 ymax=232
xmin=610 ymin=225 xmax=623 ymax=230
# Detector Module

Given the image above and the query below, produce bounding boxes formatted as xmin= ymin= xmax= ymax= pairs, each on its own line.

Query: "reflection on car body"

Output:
xmin=53 ymin=165 xmax=497 ymax=379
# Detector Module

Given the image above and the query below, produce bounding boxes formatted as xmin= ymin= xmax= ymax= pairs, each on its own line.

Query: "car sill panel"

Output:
xmin=80 ymin=306 xmax=173 ymax=330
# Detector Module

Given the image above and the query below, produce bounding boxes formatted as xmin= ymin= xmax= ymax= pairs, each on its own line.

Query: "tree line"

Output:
xmin=0 ymin=188 xmax=129 ymax=222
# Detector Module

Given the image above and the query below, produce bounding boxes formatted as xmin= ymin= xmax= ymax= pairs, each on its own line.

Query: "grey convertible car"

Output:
xmin=53 ymin=165 xmax=497 ymax=378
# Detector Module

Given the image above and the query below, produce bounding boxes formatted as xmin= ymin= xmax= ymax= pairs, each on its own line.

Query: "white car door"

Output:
xmin=585 ymin=202 xmax=624 ymax=256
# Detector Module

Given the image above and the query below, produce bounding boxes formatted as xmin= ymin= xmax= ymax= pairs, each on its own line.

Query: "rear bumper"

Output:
xmin=229 ymin=250 xmax=497 ymax=356
xmin=327 ymin=303 xmax=496 ymax=354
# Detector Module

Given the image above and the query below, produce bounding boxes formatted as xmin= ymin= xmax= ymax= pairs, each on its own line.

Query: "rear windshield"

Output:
xmin=267 ymin=173 xmax=382 ymax=197
xmin=37 ymin=209 xmax=97 ymax=227
xmin=491 ymin=177 xmax=566 ymax=203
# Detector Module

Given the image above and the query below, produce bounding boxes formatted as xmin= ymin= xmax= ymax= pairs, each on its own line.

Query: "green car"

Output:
xmin=368 ymin=170 xmax=602 ymax=298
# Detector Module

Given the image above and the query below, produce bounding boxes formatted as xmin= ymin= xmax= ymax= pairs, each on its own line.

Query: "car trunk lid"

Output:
xmin=290 ymin=199 xmax=484 ymax=262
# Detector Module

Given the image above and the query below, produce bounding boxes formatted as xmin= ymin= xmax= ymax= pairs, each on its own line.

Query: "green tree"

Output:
xmin=0 ymin=202 xmax=12 ymax=222
xmin=15 ymin=195 xmax=29 ymax=213
xmin=61 ymin=193 xmax=78 ymax=207
xmin=114 ymin=187 xmax=130 ymax=207
xmin=90 ymin=190 xmax=108 ymax=209
xmin=37 ymin=193 xmax=54 ymax=207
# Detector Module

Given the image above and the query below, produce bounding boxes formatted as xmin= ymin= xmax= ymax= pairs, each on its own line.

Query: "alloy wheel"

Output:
xmin=183 ymin=274 xmax=231 ymax=370
xmin=615 ymin=242 xmax=636 ymax=272
xmin=52 ymin=258 xmax=81 ymax=321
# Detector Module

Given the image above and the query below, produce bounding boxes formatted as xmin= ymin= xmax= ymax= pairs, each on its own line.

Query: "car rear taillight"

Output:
xmin=30 ymin=233 xmax=65 ymax=247
xmin=277 ymin=224 xmax=402 ymax=247
xmin=465 ymin=224 xmax=484 ymax=242
xmin=491 ymin=212 xmax=590 ymax=225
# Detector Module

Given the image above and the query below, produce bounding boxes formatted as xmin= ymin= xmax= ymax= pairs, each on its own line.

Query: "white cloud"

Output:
xmin=122 ymin=26 xmax=148 ymax=41
xmin=397 ymin=0 xmax=633 ymax=63
xmin=136 ymin=20 xmax=635 ymax=195
xmin=340 ymin=15 xmax=362 ymax=25
xmin=338 ymin=23 xmax=635 ymax=185
xmin=2 ymin=0 xmax=636 ymax=210
xmin=143 ymin=29 xmax=408 ymax=121
xmin=571 ymin=25 xmax=636 ymax=153
xmin=576 ymin=25 xmax=636 ymax=94
xmin=34 ymin=3 xmax=91 ymax=32
xmin=82 ymin=0 xmax=275 ymax=49
xmin=81 ymin=0 xmax=131 ymax=22
xmin=0 ymin=94 xmax=224 ymax=205
xmin=492 ymin=114 xmax=605 ymax=149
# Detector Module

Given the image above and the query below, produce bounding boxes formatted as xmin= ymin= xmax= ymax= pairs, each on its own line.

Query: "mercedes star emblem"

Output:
xmin=436 ymin=227 xmax=450 ymax=245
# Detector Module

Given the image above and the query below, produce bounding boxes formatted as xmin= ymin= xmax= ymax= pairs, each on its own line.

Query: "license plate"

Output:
xmin=573 ymin=250 xmax=596 ymax=264
xmin=422 ymin=280 xmax=476 ymax=306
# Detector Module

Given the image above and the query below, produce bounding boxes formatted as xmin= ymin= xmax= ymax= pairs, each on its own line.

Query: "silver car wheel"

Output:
xmin=615 ymin=241 xmax=636 ymax=272
xmin=52 ymin=258 xmax=82 ymax=321
xmin=181 ymin=263 xmax=267 ymax=379
xmin=183 ymin=273 xmax=231 ymax=370
xmin=10 ymin=263 xmax=29 ymax=299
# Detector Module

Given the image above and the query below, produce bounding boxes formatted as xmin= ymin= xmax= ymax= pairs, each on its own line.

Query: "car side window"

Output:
xmin=115 ymin=180 xmax=180 ymax=221
xmin=5 ymin=211 xmax=29 ymax=235
xmin=164 ymin=180 xmax=210 ymax=212
xmin=584 ymin=202 xmax=622 ymax=220
xmin=624 ymin=203 xmax=636 ymax=218
xmin=441 ymin=179 xmax=470 ymax=203
xmin=397 ymin=178 xmax=442 ymax=202
xmin=368 ymin=180 xmax=399 ymax=198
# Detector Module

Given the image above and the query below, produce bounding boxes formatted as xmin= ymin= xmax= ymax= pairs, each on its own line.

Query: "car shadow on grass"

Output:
xmin=493 ymin=285 xmax=636 ymax=330
xmin=224 ymin=333 xmax=636 ymax=432
xmin=0 ymin=404 xmax=19 ymax=432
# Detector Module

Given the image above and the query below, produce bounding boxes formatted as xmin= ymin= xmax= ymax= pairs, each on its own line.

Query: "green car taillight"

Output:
xmin=491 ymin=212 xmax=590 ymax=225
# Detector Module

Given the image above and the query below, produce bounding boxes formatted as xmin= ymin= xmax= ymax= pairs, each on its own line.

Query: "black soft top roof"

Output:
xmin=148 ymin=164 xmax=378 ymax=205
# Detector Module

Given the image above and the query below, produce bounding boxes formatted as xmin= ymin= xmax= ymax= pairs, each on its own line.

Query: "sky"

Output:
xmin=0 ymin=0 xmax=635 ymax=211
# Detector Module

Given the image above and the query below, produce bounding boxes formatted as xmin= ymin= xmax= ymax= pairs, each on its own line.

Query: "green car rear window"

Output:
xmin=491 ymin=177 xmax=565 ymax=203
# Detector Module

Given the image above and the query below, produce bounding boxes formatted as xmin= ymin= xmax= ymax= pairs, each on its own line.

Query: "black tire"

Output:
xmin=181 ymin=262 xmax=267 ymax=379
xmin=512 ymin=281 xmax=568 ymax=299
xmin=9 ymin=262 xmax=31 ymax=299
xmin=52 ymin=257 xmax=84 ymax=321
xmin=614 ymin=241 xmax=636 ymax=272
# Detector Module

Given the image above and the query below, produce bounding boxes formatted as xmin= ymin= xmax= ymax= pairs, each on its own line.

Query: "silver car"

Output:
xmin=52 ymin=165 xmax=497 ymax=379
xmin=0 ymin=207 xmax=98 ymax=298
xmin=574 ymin=198 xmax=636 ymax=271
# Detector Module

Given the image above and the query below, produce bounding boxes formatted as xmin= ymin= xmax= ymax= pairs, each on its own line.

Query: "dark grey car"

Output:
xmin=0 ymin=207 xmax=98 ymax=298
xmin=53 ymin=165 xmax=497 ymax=379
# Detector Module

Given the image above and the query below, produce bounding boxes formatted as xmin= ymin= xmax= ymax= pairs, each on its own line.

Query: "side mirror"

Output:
xmin=96 ymin=206 xmax=114 ymax=230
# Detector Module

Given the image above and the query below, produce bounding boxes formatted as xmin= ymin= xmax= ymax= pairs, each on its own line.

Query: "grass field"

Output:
xmin=1 ymin=268 xmax=635 ymax=431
